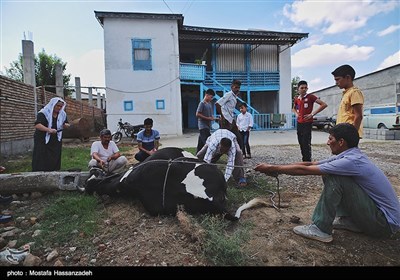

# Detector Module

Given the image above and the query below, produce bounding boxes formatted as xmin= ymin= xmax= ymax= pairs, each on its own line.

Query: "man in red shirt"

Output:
xmin=293 ymin=81 xmax=327 ymax=162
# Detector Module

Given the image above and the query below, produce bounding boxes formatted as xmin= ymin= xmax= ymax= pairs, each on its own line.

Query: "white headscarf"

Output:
xmin=39 ymin=97 xmax=67 ymax=144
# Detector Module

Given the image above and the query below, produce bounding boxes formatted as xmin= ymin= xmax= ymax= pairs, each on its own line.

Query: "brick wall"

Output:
xmin=0 ymin=75 xmax=106 ymax=157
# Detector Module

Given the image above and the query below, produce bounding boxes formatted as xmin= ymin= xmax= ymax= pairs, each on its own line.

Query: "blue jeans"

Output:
xmin=239 ymin=131 xmax=251 ymax=156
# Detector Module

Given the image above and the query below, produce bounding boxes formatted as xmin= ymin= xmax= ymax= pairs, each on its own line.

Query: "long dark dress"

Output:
xmin=32 ymin=112 xmax=68 ymax=171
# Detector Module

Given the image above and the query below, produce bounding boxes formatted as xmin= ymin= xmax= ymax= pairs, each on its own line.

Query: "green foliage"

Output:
xmin=4 ymin=57 xmax=24 ymax=81
xmin=32 ymin=192 xmax=103 ymax=247
xmin=61 ymin=146 xmax=91 ymax=171
xmin=199 ymin=215 xmax=251 ymax=266
xmin=3 ymin=153 xmax=33 ymax=173
xmin=4 ymin=49 xmax=72 ymax=96
xmin=292 ymin=76 xmax=301 ymax=104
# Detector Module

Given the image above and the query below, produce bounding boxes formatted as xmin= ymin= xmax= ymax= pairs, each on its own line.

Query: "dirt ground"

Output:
xmin=3 ymin=140 xmax=400 ymax=267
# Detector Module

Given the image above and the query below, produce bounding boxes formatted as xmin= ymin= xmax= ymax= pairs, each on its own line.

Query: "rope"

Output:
xmin=249 ymin=171 xmax=281 ymax=211
xmin=162 ymin=160 xmax=173 ymax=209
xmin=92 ymin=157 xmax=282 ymax=211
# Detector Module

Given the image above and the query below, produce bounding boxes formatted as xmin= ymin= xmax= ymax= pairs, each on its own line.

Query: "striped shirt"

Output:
xmin=204 ymin=129 xmax=240 ymax=181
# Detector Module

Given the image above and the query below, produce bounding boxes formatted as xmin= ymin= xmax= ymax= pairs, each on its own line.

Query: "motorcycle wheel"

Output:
xmin=323 ymin=123 xmax=334 ymax=133
xmin=112 ymin=132 xmax=123 ymax=143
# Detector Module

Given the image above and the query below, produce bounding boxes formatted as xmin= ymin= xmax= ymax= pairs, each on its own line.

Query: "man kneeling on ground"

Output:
xmin=255 ymin=123 xmax=400 ymax=243
xmin=88 ymin=129 xmax=128 ymax=174
xmin=197 ymin=129 xmax=247 ymax=187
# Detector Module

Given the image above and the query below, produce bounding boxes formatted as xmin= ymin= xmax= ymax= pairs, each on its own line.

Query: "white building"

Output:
xmin=95 ymin=11 xmax=308 ymax=136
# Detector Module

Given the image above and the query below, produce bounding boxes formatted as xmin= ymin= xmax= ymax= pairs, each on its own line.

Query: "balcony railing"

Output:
xmin=180 ymin=63 xmax=206 ymax=81
xmin=179 ymin=63 xmax=279 ymax=89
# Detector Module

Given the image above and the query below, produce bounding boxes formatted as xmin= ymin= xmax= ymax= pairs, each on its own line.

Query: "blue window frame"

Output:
xmin=156 ymin=99 xmax=165 ymax=110
xmin=132 ymin=39 xmax=152 ymax=71
xmin=124 ymin=101 xmax=133 ymax=111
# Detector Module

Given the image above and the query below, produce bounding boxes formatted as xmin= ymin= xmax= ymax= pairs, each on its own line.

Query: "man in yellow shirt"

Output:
xmin=331 ymin=64 xmax=364 ymax=137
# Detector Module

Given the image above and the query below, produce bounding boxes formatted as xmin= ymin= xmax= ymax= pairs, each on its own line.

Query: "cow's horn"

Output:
xmin=76 ymin=185 xmax=86 ymax=193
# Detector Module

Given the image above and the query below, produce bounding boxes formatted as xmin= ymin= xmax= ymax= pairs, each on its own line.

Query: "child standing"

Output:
xmin=236 ymin=104 xmax=253 ymax=158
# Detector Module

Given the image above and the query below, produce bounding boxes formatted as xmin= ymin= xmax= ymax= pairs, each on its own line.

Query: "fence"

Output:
xmin=0 ymin=75 xmax=106 ymax=158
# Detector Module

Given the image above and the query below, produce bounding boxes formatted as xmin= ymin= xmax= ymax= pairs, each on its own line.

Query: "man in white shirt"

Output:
xmin=216 ymin=79 xmax=244 ymax=150
xmin=88 ymin=129 xmax=128 ymax=174
xmin=196 ymin=129 xmax=247 ymax=187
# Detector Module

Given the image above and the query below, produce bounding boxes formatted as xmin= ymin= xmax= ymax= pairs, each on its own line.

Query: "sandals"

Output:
xmin=238 ymin=177 xmax=247 ymax=187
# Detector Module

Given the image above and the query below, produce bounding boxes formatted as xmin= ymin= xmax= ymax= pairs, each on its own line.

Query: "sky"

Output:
xmin=1 ymin=0 xmax=399 ymax=93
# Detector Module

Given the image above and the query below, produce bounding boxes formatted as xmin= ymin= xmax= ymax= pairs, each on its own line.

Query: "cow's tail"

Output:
xmin=234 ymin=197 xmax=271 ymax=219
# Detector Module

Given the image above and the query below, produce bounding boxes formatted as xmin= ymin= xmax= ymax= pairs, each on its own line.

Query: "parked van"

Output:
xmin=363 ymin=104 xmax=400 ymax=129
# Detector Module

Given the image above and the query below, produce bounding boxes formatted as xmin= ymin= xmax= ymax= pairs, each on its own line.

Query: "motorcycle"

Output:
xmin=312 ymin=114 xmax=336 ymax=132
xmin=111 ymin=118 xmax=144 ymax=144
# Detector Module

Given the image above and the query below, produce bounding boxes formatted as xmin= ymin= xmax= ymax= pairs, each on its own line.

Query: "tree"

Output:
xmin=4 ymin=49 xmax=72 ymax=97
xmin=291 ymin=76 xmax=301 ymax=101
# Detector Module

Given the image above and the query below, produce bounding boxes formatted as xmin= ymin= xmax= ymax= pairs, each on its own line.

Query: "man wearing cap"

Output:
xmin=196 ymin=88 xmax=219 ymax=153
xmin=88 ymin=129 xmax=128 ymax=174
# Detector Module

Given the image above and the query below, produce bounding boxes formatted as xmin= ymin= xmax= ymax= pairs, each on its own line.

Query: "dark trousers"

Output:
xmin=196 ymin=128 xmax=211 ymax=154
xmin=134 ymin=150 xmax=149 ymax=162
xmin=239 ymin=131 xmax=251 ymax=156
xmin=296 ymin=122 xmax=312 ymax=162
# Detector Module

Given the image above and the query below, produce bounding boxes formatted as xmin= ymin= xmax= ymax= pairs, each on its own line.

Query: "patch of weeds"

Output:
xmin=2 ymin=153 xmax=32 ymax=173
xmin=227 ymin=175 xmax=278 ymax=209
xmin=33 ymin=192 xmax=104 ymax=248
xmin=199 ymin=215 xmax=252 ymax=266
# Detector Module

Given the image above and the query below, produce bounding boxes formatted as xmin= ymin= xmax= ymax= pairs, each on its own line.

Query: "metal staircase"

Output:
xmin=203 ymin=74 xmax=260 ymax=129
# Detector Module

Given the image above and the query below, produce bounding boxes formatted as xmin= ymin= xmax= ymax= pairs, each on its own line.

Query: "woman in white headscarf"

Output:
xmin=32 ymin=97 xmax=70 ymax=171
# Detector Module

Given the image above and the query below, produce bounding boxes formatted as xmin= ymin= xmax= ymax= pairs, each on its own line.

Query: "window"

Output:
xmin=156 ymin=99 xmax=165 ymax=110
xmin=124 ymin=101 xmax=133 ymax=111
xmin=132 ymin=39 xmax=152 ymax=71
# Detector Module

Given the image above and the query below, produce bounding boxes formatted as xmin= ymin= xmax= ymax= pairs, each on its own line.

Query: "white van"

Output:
xmin=363 ymin=104 xmax=400 ymax=129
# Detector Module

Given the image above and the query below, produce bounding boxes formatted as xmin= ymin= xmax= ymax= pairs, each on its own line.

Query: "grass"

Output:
xmin=2 ymin=146 xmax=132 ymax=173
xmin=29 ymin=192 xmax=104 ymax=249
xmin=15 ymin=191 xmax=105 ymax=254
xmin=198 ymin=215 xmax=252 ymax=266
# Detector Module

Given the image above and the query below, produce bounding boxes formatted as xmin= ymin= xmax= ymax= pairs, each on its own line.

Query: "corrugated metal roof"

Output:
xmin=180 ymin=25 xmax=308 ymax=45
xmin=94 ymin=11 xmax=308 ymax=46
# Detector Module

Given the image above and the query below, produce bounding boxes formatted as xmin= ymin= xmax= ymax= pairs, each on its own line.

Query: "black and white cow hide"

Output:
xmin=82 ymin=147 xmax=238 ymax=220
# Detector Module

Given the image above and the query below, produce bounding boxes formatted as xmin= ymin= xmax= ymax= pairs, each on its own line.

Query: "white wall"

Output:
xmin=278 ymin=45 xmax=292 ymax=114
xmin=103 ymin=18 xmax=182 ymax=136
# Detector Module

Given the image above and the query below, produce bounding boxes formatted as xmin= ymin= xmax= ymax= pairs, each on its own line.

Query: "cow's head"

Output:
xmin=78 ymin=167 xmax=121 ymax=195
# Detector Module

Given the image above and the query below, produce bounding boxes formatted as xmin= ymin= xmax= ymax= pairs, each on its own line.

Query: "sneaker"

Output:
xmin=333 ymin=217 xmax=362 ymax=233
xmin=0 ymin=245 xmax=30 ymax=265
xmin=0 ymin=215 xmax=12 ymax=224
xmin=293 ymin=224 xmax=333 ymax=243
xmin=0 ymin=195 xmax=13 ymax=206
xmin=247 ymin=154 xmax=251 ymax=159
